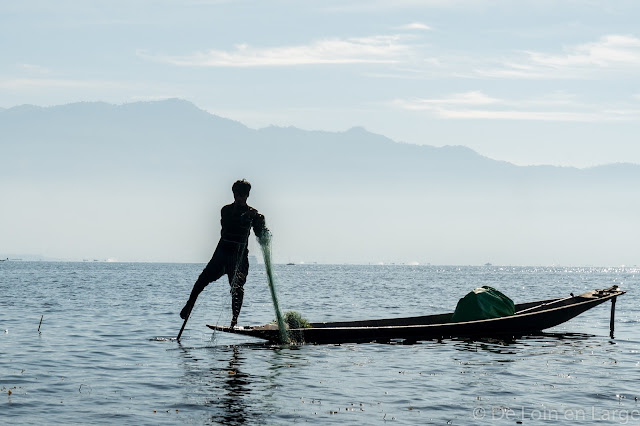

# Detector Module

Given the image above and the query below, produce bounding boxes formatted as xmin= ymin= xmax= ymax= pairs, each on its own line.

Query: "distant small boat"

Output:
xmin=0 ymin=258 xmax=7 ymax=262
xmin=286 ymin=262 xmax=295 ymax=266
xmin=208 ymin=286 xmax=624 ymax=344
xmin=484 ymin=263 xmax=492 ymax=266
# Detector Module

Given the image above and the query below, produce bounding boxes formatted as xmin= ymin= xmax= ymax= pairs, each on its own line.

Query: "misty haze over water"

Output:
xmin=1 ymin=100 xmax=639 ymax=266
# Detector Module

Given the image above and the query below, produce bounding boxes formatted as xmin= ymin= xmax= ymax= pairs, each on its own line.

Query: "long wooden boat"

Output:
xmin=207 ymin=286 xmax=625 ymax=344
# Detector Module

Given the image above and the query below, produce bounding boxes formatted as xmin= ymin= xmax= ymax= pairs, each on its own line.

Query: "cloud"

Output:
xmin=432 ymin=109 xmax=623 ymax=122
xmin=179 ymin=32 xmax=640 ymax=80
xmin=401 ymin=91 xmax=499 ymax=107
xmin=392 ymin=91 xmax=640 ymax=122
xmin=0 ymin=78 xmax=128 ymax=90
xmin=533 ymin=35 xmax=640 ymax=67
xmin=19 ymin=64 xmax=52 ymax=74
xmin=325 ymin=0 xmax=487 ymax=12
xmin=396 ymin=22 xmax=432 ymax=31
xmin=478 ymin=34 xmax=640 ymax=79
xmin=139 ymin=35 xmax=416 ymax=67
xmin=129 ymin=94 xmax=185 ymax=102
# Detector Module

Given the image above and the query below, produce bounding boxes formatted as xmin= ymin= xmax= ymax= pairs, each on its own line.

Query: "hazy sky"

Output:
xmin=2 ymin=0 xmax=640 ymax=167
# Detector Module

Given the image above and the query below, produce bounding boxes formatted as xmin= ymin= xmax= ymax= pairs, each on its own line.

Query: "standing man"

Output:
xmin=180 ymin=179 xmax=269 ymax=328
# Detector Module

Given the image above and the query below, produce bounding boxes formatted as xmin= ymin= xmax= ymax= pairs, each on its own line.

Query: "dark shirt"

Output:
xmin=220 ymin=202 xmax=266 ymax=245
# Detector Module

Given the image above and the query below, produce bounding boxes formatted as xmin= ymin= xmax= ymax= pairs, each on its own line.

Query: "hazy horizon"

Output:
xmin=2 ymin=1 xmax=639 ymax=266
xmin=2 ymin=100 xmax=639 ymax=266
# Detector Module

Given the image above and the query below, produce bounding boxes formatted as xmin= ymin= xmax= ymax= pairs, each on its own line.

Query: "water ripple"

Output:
xmin=1 ymin=262 xmax=638 ymax=424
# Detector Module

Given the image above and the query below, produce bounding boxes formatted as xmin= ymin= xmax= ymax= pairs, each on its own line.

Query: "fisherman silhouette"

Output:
xmin=180 ymin=179 xmax=269 ymax=328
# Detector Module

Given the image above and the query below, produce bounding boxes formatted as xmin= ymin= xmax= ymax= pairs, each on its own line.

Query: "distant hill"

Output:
xmin=1 ymin=99 xmax=639 ymax=265
xmin=3 ymin=99 xmax=637 ymax=187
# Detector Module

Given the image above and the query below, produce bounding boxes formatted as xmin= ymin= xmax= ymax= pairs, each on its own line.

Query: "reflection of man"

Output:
xmin=180 ymin=179 xmax=269 ymax=328
xmin=177 ymin=345 xmax=251 ymax=424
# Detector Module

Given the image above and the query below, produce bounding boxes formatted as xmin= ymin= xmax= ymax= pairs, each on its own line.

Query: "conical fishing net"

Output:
xmin=257 ymin=230 xmax=288 ymax=344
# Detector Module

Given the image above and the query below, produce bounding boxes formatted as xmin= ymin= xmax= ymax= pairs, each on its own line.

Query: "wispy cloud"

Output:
xmin=19 ymin=63 xmax=52 ymax=74
xmin=139 ymin=35 xmax=417 ymax=67
xmin=401 ymin=91 xmax=499 ymax=107
xmin=392 ymin=91 xmax=640 ymax=122
xmin=396 ymin=22 xmax=432 ymax=31
xmin=140 ymin=26 xmax=640 ymax=81
xmin=477 ymin=35 xmax=640 ymax=79
xmin=129 ymin=94 xmax=186 ymax=102
xmin=0 ymin=78 xmax=133 ymax=90
xmin=325 ymin=0 xmax=485 ymax=12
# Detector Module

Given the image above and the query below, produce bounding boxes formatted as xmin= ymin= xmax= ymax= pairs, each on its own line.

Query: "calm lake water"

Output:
xmin=1 ymin=262 xmax=639 ymax=425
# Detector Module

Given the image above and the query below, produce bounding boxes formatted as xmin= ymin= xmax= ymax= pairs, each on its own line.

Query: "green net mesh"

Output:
xmin=257 ymin=230 xmax=288 ymax=344
xmin=283 ymin=310 xmax=311 ymax=344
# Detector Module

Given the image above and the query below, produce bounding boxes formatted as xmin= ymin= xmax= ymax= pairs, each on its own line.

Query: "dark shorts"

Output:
xmin=196 ymin=241 xmax=249 ymax=290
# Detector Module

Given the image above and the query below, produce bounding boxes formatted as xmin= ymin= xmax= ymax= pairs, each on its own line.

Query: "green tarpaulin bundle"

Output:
xmin=451 ymin=286 xmax=515 ymax=323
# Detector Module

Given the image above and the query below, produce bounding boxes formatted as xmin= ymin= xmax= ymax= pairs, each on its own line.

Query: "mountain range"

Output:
xmin=1 ymin=99 xmax=638 ymax=265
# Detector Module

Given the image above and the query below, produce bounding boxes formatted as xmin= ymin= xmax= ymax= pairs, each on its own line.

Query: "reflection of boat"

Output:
xmin=208 ymin=286 xmax=624 ymax=345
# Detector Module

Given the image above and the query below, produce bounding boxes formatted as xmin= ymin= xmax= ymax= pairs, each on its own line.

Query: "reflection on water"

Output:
xmin=449 ymin=332 xmax=601 ymax=354
xmin=178 ymin=344 xmax=248 ymax=424
xmin=169 ymin=329 xmax=639 ymax=424
xmin=177 ymin=343 xmax=291 ymax=425
xmin=207 ymin=346 xmax=252 ymax=425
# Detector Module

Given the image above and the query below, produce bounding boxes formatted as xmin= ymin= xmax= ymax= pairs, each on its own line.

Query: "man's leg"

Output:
xmin=229 ymin=254 xmax=249 ymax=328
xmin=180 ymin=252 xmax=225 ymax=319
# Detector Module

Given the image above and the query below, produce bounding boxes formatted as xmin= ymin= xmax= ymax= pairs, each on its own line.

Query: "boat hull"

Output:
xmin=207 ymin=286 xmax=624 ymax=344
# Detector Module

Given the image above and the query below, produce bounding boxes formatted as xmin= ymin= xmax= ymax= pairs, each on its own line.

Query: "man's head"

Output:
xmin=232 ymin=179 xmax=251 ymax=204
